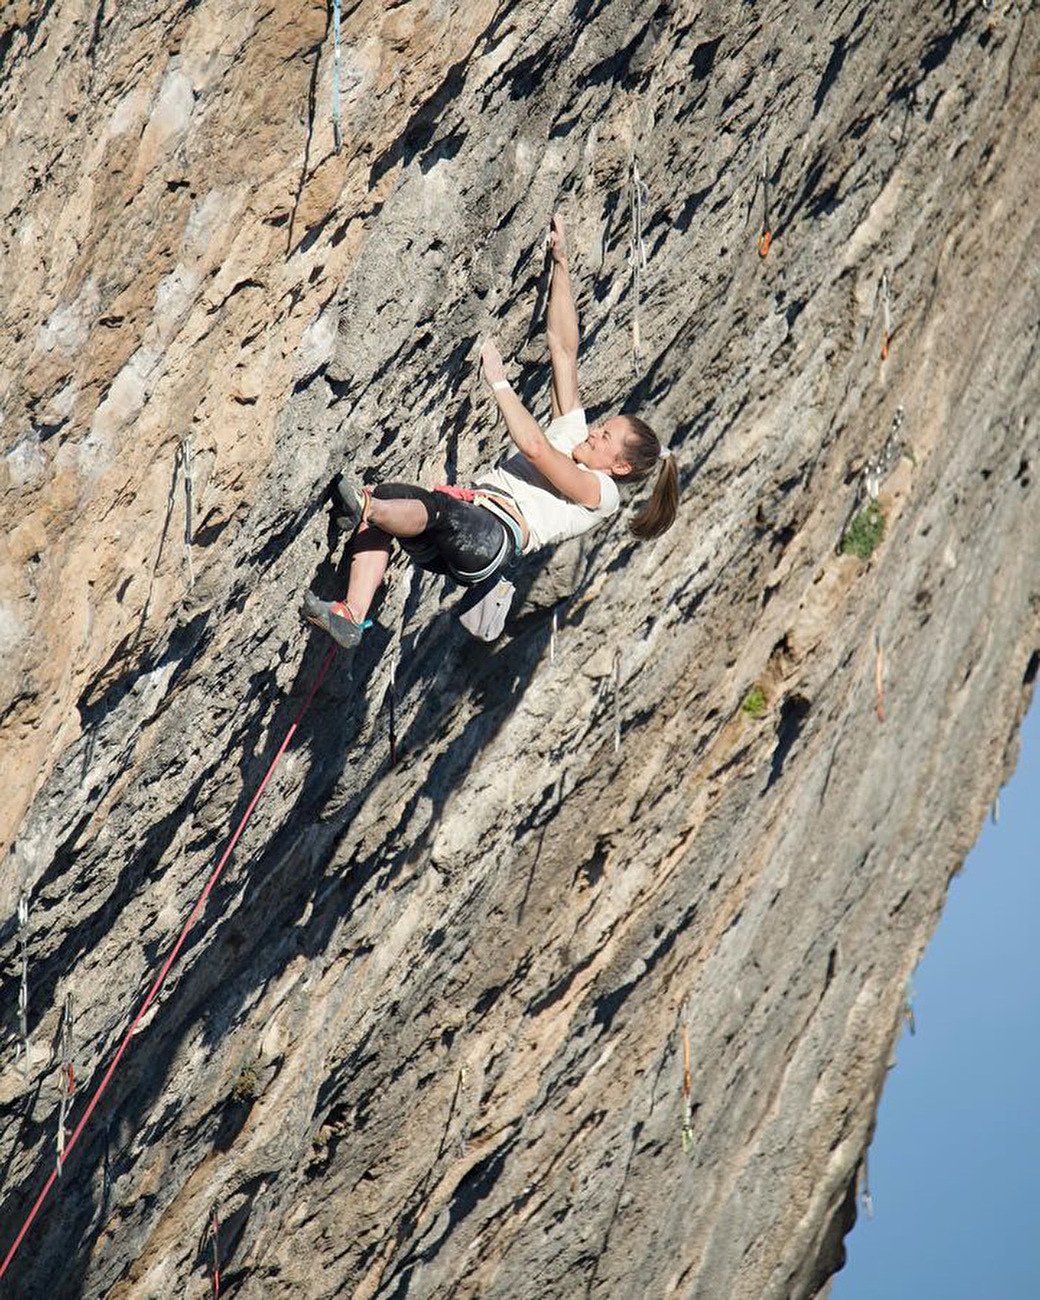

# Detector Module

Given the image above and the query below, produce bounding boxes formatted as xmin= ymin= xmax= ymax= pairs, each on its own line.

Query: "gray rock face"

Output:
xmin=1 ymin=1 xmax=1038 ymax=1297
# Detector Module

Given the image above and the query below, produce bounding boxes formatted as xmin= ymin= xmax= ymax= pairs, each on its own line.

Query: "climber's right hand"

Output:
xmin=549 ymin=213 xmax=568 ymax=266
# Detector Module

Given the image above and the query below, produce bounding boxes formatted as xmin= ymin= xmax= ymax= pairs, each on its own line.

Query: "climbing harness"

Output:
xmin=388 ymin=644 xmax=397 ymax=768
xmin=627 ymin=161 xmax=650 ymax=364
xmin=431 ymin=484 xmax=526 ymax=582
xmin=879 ymin=271 xmax=892 ymax=361
xmin=55 ymin=993 xmax=75 ymax=1176
xmin=208 ymin=1203 xmax=222 ymax=1297
xmin=180 ymin=436 xmax=196 ymax=592
xmin=470 ymin=487 xmax=527 ymax=558
xmin=612 ymin=648 xmax=622 ymax=753
xmin=331 ymin=0 xmax=342 ymax=152
xmin=17 ymin=890 xmax=29 ymax=1081
xmin=0 ymin=644 xmax=338 ymax=1280
xmin=756 ymin=151 xmax=772 ymax=257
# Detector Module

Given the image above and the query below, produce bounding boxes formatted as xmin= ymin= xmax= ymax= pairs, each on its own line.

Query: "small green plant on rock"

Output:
xmin=841 ymin=500 xmax=886 ymax=560
xmin=743 ymin=686 xmax=767 ymax=718
xmin=232 ymin=1062 xmax=260 ymax=1103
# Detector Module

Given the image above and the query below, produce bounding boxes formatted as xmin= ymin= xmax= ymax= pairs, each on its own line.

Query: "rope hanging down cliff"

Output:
xmin=0 ymin=644 xmax=338 ymax=1281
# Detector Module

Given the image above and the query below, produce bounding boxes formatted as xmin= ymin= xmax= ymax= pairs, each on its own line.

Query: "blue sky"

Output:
xmin=834 ymin=694 xmax=1040 ymax=1300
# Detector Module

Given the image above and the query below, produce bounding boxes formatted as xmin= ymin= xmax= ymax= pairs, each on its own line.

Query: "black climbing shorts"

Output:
xmin=372 ymin=483 xmax=515 ymax=586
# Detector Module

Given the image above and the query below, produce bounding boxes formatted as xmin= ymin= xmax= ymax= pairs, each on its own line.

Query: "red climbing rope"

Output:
xmin=0 ymin=643 xmax=337 ymax=1281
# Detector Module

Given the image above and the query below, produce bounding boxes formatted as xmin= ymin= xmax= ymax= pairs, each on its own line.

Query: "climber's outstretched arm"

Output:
xmin=481 ymin=340 xmax=600 ymax=509
xmin=546 ymin=213 xmax=580 ymax=420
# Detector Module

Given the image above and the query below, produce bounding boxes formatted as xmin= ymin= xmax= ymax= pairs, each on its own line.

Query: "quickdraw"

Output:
xmin=859 ymin=1152 xmax=874 ymax=1218
xmin=863 ymin=407 xmax=905 ymax=502
xmin=879 ymin=270 xmax=892 ymax=360
xmin=874 ymin=632 xmax=885 ymax=723
xmin=208 ymin=1203 xmax=221 ymax=1297
xmin=17 ymin=891 xmax=29 ymax=1081
xmin=527 ymin=227 xmax=554 ymax=342
xmin=681 ymin=1002 xmax=694 ymax=1154
xmin=903 ymin=974 xmax=916 ymax=1037
xmin=627 ymin=160 xmax=650 ymax=364
xmin=612 ymin=648 xmax=622 ymax=753
xmin=180 ymin=435 xmax=196 ymax=592
xmin=757 ymin=151 xmax=772 ymax=257
xmin=388 ymin=644 xmax=397 ymax=768
xmin=55 ymin=993 xmax=75 ymax=1176
xmin=550 ymin=608 xmax=557 ymax=665
xmin=331 ymin=0 xmax=342 ymax=153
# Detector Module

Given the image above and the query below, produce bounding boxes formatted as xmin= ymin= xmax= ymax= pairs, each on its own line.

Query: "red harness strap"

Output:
xmin=434 ymin=484 xmax=529 ymax=552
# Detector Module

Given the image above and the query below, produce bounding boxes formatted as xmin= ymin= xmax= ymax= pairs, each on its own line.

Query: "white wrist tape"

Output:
xmin=492 ymin=380 xmax=511 ymax=392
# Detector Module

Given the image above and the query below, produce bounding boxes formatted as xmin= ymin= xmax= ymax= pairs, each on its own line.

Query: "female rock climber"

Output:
xmin=302 ymin=213 xmax=679 ymax=648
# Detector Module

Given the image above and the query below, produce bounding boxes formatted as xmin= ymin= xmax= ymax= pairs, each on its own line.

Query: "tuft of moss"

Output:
xmin=742 ymin=687 xmax=767 ymax=718
xmin=841 ymin=500 xmax=886 ymax=560
xmin=232 ymin=1064 xmax=259 ymax=1103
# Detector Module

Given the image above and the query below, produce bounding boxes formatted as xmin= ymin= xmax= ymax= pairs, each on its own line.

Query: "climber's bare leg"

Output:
xmin=343 ymin=524 xmax=392 ymax=622
xmin=367 ymin=496 xmax=429 ymax=538
xmin=303 ymin=491 xmax=434 ymax=641
xmin=343 ymin=498 xmax=429 ymax=621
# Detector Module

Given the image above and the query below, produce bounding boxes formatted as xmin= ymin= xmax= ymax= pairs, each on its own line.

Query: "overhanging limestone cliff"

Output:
xmin=1 ymin=1 xmax=1038 ymax=1296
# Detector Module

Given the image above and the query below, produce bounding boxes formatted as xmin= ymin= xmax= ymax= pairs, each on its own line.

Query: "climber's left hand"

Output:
xmin=481 ymin=338 xmax=508 ymax=390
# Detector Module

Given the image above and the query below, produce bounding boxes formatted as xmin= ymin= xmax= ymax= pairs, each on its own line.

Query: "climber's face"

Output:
xmin=574 ymin=416 xmax=633 ymax=477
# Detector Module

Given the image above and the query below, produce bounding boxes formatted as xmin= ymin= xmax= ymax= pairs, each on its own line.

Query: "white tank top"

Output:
xmin=477 ymin=407 xmax=620 ymax=554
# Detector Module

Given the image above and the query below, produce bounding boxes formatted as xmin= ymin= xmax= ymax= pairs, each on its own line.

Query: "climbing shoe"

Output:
xmin=302 ymin=592 xmax=368 ymax=650
xmin=335 ymin=476 xmax=369 ymax=532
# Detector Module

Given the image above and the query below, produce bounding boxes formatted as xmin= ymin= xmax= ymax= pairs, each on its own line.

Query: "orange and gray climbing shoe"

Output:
xmin=301 ymin=592 xmax=371 ymax=649
xmin=335 ymin=476 xmax=371 ymax=533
